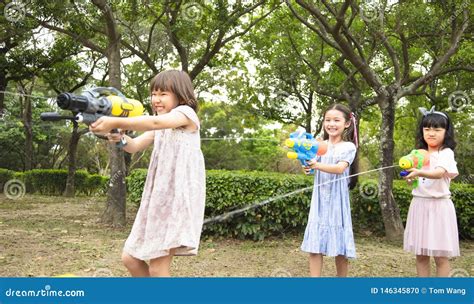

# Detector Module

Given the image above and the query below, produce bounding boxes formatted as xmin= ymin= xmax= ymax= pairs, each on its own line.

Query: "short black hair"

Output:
xmin=415 ymin=112 xmax=456 ymax=150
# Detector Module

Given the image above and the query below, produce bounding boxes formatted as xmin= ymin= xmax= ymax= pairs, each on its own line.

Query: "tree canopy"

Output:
xmin=0 ymin=0 xmax=472 ymax=236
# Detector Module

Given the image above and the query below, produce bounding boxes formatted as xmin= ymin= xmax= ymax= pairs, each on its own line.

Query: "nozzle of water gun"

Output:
xmin=287 ymin=152 xmax=298 ymax=159
xmin=399 ymin=157 xmax=412 ymax=169
xmin=285 ymin=139 xmax=295 ymax=148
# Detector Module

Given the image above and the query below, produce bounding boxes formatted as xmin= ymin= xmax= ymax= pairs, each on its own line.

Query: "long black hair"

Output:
xmin=415 ymin=112 xmax=456 ymax=151
xmin=321 ymin=103 xmax=359 ymax=189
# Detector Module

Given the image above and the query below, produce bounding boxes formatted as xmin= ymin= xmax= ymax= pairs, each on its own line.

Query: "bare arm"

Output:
xmin=305 ymin=160 xmax=349 ymax=175
xmin=404 ymin=167 xmax=446 ymax=180
xmin=90 ymin=110 xmax=197 ymax=134
xmin=106 ymin=131 xmax=155 ymax=153
xmin=122 ymin=131 xmax=155 ymax=153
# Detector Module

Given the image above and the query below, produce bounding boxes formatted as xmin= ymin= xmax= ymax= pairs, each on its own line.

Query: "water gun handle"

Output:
xmin=289 ymin=150 xmax=315 ymax=174
xmin=399 ymin=149 xmax=429 ymax=189
xmin=301 ymin=159 xmax=314 ymax=175
xmin=110 ymin=129 xmax=127 ymax=148
xmin=400 ymin=170 xmax=419 ymax=188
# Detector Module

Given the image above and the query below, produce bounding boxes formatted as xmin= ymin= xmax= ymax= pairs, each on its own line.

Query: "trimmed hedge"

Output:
xmin=126 ymin=169 xmax=147 ymax=205
xmin=5 ymin=169 xmax=108 ymax=196
xmin=0 ymin=168 xmax=15 ymax=190
xmin=204 ymin=170 xmax=312 ymax=240
xmin=127 ymin=169 xmax=473 ymax=240
xmin=2 ymin=168 xmax=472 ymax=240
xmin=82 ymin=174 xmax=109 ymax=196
xmin=127 ymin=169 xmax=312 ymax=240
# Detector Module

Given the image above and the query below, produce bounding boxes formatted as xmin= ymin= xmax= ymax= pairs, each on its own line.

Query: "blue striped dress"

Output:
xmin=301 ymin=141 xmax=357 ymax=258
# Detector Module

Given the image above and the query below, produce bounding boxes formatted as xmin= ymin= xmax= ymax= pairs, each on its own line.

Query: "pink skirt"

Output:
xmin=404 ymin=197 xmax=460 ymax=257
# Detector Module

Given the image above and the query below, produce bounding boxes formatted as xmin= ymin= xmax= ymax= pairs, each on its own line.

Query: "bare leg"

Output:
xmin=122 ymin=252 xmax=150 ymax=277
xmin=309 ymin=253 xmax=323 ymax=277
xmin=149 ymin=249 xmax=176 ymax=277
xmin=416 ymin=255 xmax=431 ymax=277
xmin=434 ymin=257 xmax=451 ymax=277
xmin=335 ymin=255 xmax=348 ymax=277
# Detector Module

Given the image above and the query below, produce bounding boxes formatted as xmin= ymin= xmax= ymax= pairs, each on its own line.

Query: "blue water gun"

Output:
xmin=285 ymin=130 xmax=328 ymax=174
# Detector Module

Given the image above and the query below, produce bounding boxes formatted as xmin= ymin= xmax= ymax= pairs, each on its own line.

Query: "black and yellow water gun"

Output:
xmin=41 ymin=87 xmax=144 ymax=147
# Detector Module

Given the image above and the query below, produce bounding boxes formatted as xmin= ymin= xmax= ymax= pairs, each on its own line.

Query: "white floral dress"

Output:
xmin=123 ymin=105 xmax=206 ymax=260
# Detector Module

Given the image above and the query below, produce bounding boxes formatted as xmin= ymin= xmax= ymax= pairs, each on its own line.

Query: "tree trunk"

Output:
xmin=22 ymin=87 xmax=33 ymax=171
xmin=305 ymin=101 xmax=312 ymax=133
xmin=0 ymin=72 xmax=6 ymax=115
xmin=348 ymin=96 xmax=360 ymax=189
xmin=100 ymin=143 xmax=126 ymax=226
xmin=97 ymin=1 xmax=126 ymax=226
xmin=378 ymin=96 xmax=404 ymax=240
xmin=63 ymin=123 xmax=81 ymax=197
xmin=124 ymin=151 xmax=132 ymax=176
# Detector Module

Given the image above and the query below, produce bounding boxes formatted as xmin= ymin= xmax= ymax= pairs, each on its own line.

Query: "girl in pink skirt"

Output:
xmin=402 ymin=106 xmax=459 ymax=277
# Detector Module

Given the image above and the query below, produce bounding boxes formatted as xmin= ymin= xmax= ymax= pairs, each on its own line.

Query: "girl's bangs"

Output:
xmin=422 ymin=114 xmax=447 ymax=129
xmin=150 ymin=73 xmax=174 ymax=93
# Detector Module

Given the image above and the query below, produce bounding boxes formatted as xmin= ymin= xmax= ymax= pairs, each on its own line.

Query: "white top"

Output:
xmin=412 ymin=148 xmax=459 ymax=198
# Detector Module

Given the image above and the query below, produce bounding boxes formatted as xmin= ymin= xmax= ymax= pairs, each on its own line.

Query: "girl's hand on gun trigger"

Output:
xmin=302 ymin=165 xmax=312 ymax=175
xmin=106 ymin=130 xmax=125 ymax=143
xmin=90 ymin=116 xmax=117 ymax=134
xmin=403 ymin=168 xmax=420 ymax=184
xmin=306 ymin=159 xmax=319 ymax=170
xmin=302 ymin=159 xmax=318 ymax=175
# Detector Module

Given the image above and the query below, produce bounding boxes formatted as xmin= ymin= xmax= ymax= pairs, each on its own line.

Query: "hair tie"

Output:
xmin=350 ymin=112 xmax=359 ymax=148
xmin=418 ymin=106 xmax=448 ymax=119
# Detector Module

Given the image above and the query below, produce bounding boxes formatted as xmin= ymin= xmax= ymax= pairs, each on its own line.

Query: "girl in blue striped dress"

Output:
xmin=302 ymin=103 xmax=359 ymax=277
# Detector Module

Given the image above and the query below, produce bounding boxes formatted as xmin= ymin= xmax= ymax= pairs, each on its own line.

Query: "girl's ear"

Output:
xmin=345 ymin=120 xmax=351 ymax=128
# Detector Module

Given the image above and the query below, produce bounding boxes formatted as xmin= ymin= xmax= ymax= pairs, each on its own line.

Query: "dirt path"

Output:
xmin=1 ymin=194 xmax=472 ymax=277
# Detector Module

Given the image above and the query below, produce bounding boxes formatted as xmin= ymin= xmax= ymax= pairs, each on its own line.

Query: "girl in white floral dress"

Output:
xmin=90 ymin=70 xmax=205 ymax=277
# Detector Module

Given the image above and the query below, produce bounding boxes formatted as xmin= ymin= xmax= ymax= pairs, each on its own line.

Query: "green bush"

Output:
xmin=127 ymin=169 xmax=314 ymax=240
xmin=203 ymin=170 xmax=313 ymax=240
xmin=126 ymin=169 xmax=147 ymax=205
xmin=0 ymin=168 xmax=15 ymax=190
xmin=21 ymin=169 xmax=86 ymax=195
xmin=8 ymin=169 xmax=107 ymax=196
xmin=450 ymin=183 xmax=474 ymax=240
xmin=13 ymin=171 xmax=31 ymax=193
xmin=8 ymin=168 xmax=470 ymax=240
xmin=127 ymin=169 xmax=473 ymax=240
xmin=81 ymin=174 xmax=109 ymax=196
xmin=351 ymin=180 xmax=410 ymax=236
